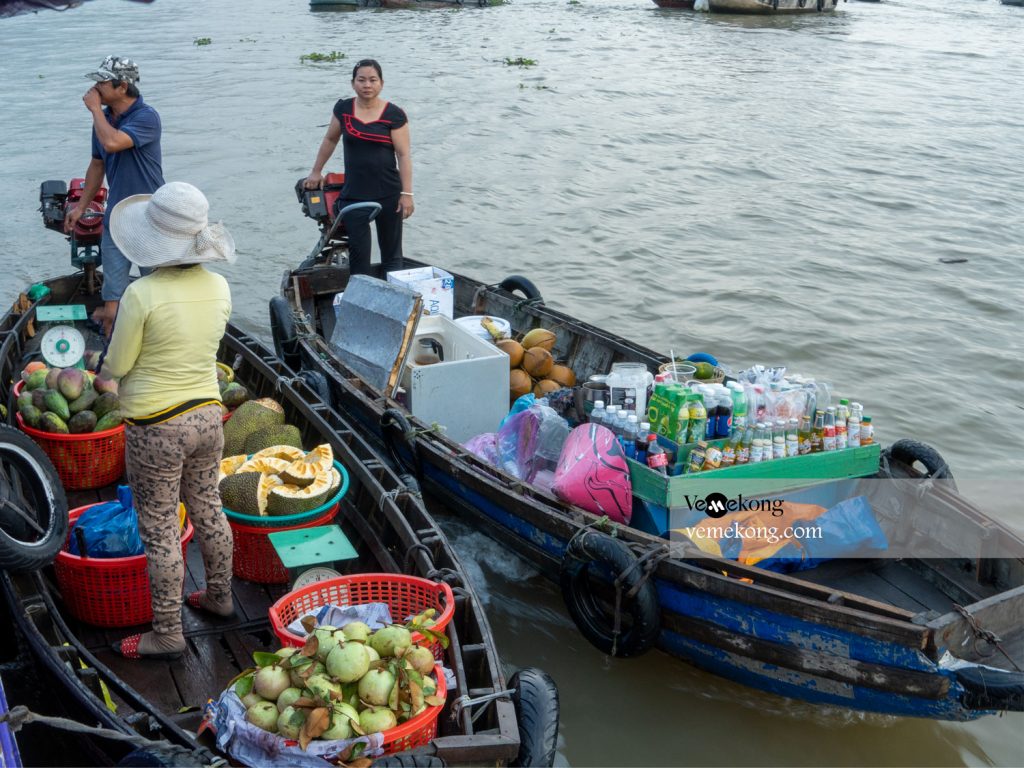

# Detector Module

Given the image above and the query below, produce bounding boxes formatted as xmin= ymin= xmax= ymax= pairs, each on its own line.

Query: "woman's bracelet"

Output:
xmin=400 ymin=191 xmax=414 ymax=197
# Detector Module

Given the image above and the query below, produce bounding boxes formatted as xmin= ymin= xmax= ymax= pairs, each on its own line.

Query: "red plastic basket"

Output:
xmin=380 ymin=662 xmax=447 ymax=754
xmin=268 ymin=573 xmax=455 ymax=658
xmin=13 ymin=381 xmax=125 ymax=490
xmin=55 ymin=504 xmax=194 ymax=628
xmin=228 ymin=504 xmax=339 ymax=584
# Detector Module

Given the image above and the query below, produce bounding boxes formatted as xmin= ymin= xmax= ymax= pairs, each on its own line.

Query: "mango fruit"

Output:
xmin=95 ymin=410 xmax=123 ymax=432
xmin=69 ymin=389 xmax=98 ymax=415
xmin=45 ymin=367 xmax=62 ymax=390
xmin=39 ymin=412 xmax=69 ymax=434
xmin=24 ymin=369 xmax=49 ymax=391
xmin=43 ymin=390 xmax=71 ymax=422
xmin=20 ymin=404 xmax=42 ymax=429
xmin=68 ymin=411 xmax=98 ymax=434
xmin=93 ymin=392 xmax=120 ymax=419
xmin=57 ymin=368 xmax=87 ymax=401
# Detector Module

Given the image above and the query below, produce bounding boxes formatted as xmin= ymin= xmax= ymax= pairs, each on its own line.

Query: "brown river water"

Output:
xmin=1 ymin=0 xmax=1022 ymax=764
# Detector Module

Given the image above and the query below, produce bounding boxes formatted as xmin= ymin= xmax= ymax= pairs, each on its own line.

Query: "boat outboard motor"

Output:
xmin=39 ymin=178 xmax=107 ymax=294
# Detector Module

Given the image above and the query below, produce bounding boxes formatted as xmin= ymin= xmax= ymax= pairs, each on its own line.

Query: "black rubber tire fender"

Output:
xmin=559 ymin=530 xmax=661 ymax=658
xmin=269 ymin=295 xmax=302 ymax=373
xmin=509 ymin=667 xmax=560 ymax=768
xmin=0 ymin=423 xmax=68 ymax=572
xmin=298 ymin=368 xmax=332 ymax=409
xmin=381 ymin=408 xmax=424 ymax=486
xmin=955 ymin=665 xmax=1024 ymax=712
xmin=498 ymin=275 xmax=544 ymax=303
xmin=882 ymin=439 xmax=957 ymax=490
xmin=371 ymin=756 xmax=446 ymax=768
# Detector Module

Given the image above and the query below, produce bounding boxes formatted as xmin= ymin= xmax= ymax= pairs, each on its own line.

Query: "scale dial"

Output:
xmin=40 ymin=325 xmax=86 ymax=368
xmin=291 ymin=565 xmax=342 ymax=590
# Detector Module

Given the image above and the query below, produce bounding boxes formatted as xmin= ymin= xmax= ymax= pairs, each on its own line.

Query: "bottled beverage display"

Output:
xmin=675 ymin=395 xmax=691 ymax=446
xmin=687 ymin=394 xmax=707 ymax=444
xmin=848 ymin=403 xmax=863 ymax=447
xmin=590 ymin=400 xmax=606 ymax=427
xmin=729 ymin=382 xmax=748 ymax=433
xmin=687 ymin=441 xmax=708 ymax=474
xmin=750 ymin=422 xmax=766 ymax=463
xmin=811 ymin=410 xmax=825 ymax=453
xmin=836 ymin=399 xmax=849 ymax=450
xmin=738 ymin=425 xmax=753 ymax=464
xmin=772 ymin=419 xmax=786 ymax=459
xmin=635 ymin=421 xmax=651 ymax=465
xmin=604 ymin=405 xmax=619 ymax=433
xmin=716 ymin=389 xmax=733 ymax=438
xmin=623 ymin=415 xmax=639 ymax=460
xmin=798 ymin=414 xmax=813 ymax=455
xmin=704 ymin=442 xmax=724 ymax=470
xmin=646 ymin=434 xmax=668 ymax=474
xmin=721 ymin=428 xmax=741 ymax=467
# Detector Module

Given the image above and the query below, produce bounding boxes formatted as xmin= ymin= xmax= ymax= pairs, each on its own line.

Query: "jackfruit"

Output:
xmin=251 ymin=445 xmax=306 ymax=463
xmin=243 ymin=424 xmax=303 ymax=456
xmin=219 ymin=472 xmax=264 ymax=516
xmin=219 ymin=455 xmax=248 ymax=482
xmin=236 ymin=456 xmax=291 ymax=476
xmin=222 ymin=398 xmax=286 ymax=456
xmin=266 ymin=474 xmax=332 ymax=516
xmin=280 ymin=444 xmax=334 ymax=486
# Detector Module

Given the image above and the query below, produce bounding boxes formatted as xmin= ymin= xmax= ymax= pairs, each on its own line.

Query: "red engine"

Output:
xmin=40 ymin=178 xmax=107 ymax=246
xmin=295 ymin=172 xmax=346 ymax=225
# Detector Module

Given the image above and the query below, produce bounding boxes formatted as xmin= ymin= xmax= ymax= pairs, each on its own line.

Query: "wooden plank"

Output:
xmin=826 ymin=572 xmax=929 ymax=613
xmin=171 ymin=633 xmax=239 ymax=709
xmin=875 ymin=562 xmax=956 ymax=615
xmin=928 ymin=584 xmax=1024 ymax=660
xmin=91 ymin=647 xmax=185 ymax=712
xmin=663 ymin=612 xmax=950 ymax=699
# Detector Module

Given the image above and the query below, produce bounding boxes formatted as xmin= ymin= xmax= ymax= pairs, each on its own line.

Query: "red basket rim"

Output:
xmin=15 ymin=410 xmax=125 ymax=440
xmin=227 ymin=504 xmax=338 ymax=536
xmin=57 ymin=503 xmax=193 ymax=566
xmin=268 ymin=573 xmax=456 ymax=646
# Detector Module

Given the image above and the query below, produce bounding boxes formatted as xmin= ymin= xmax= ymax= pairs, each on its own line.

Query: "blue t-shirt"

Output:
xmin=91 ymin=95 xmax=165 ymax=220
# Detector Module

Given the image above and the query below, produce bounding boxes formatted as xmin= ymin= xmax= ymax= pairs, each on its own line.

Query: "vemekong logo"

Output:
xmin=689 ymin=493 xmax=785 ymax=519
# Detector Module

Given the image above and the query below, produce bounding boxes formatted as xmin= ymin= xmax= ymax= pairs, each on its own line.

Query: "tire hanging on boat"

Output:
xmin=298 ymin=368 xmax=332 ymax=408
xmin=559 ymin=529 xmax=661 ymax=658
xmin=269 ymin=295 xmax=302 ymax=373
xmin=0 ymin=423 xmax=68 ymax=572
xmin=881 ymin=439 xmax=957 ymax=490
xmin=509 ymin=667 xmax=560 ymax=768
xmin=498 ymin=275 xmax=544 ymax=303
xmin=381 ymin=408 xmax=424 ymax=488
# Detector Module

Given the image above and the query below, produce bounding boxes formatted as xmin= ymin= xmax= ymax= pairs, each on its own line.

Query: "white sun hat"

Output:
xmin=109 ymin=182 xmax=236 ymax=268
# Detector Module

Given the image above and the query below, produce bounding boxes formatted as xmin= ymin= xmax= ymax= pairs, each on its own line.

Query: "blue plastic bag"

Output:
xmin=68 ymin=485 xmax=145 ymax=558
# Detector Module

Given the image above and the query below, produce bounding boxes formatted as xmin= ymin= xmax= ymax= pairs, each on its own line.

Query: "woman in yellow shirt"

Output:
xmin=102 ymin=181 xmax=236 ymax=660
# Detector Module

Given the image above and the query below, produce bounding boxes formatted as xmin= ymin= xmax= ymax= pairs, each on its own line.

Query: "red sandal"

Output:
xmin=184 ymin=590 xmax=235 ymax=618
xmin=111 ymin=633 xmax=184 ymax=661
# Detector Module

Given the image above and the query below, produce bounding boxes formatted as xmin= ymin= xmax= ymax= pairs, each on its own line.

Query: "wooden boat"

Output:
xmin=707 ymin=0 xmax=838 ymax=11
xmin=276 ymin=213 xmax=1024 ymax=721
xmin=310 ymin=0 xmax=501 ymax=10
xmin=651 ymin=0 xmax=696 ymax=8
xmin=0 ymin=273 xmax=557 ymax=766
xmin=1000 ymin=0 xmax=1024 ymax=7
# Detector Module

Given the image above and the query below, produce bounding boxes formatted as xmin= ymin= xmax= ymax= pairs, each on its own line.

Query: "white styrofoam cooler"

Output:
xmin=399 ymin=314 xmax=509 ymax=443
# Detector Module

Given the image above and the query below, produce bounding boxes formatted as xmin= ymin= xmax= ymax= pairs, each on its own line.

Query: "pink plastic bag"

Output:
xmin=552 ymin=424 xmax=632 ymax=525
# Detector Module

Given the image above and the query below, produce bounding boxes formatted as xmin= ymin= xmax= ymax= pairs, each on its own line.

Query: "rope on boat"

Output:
xmin=953 ymin=604 xmax=1022 ymax=672
xmin=608 ymin=543 xmax=671 ymax=657
xmin=0 ymin=705 xmax=226 ymax=766
xmin=425 ymin=567 xmax=463 ymax=589
xmin=403 ymin=542 xmax=435 ymax=573
xmin=450 ymin=688 xmax=515 ymax=725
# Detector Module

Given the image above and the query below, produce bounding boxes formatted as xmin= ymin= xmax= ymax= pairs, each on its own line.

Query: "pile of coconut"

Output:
xmin=495 ymin=328 xmax=577 ymax=404
xmin=230 ymin=614 xmax=445 ymax=751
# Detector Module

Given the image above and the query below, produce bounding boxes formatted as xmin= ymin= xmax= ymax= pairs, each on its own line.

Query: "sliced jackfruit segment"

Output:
xmin=280 ymin=444 xmax=334 ymax=486
xmin=266 ymin=473 xmax=332 ymax=516
xmin=257 ymin=473 xmax=285 ymax=516
xmin=250 ymin=444 xmax=306 ymax=463
xmin=219 ymin=454 xmax=248 ymax=483
xmin=237 ymin=456 xmax=291 ymax=476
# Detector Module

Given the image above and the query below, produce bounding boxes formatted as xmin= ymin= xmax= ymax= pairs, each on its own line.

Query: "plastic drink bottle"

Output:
xmin=590 ymin=400 xmax=607 ymax=427
xmin=798 ymin=414 xmax=813 ymax=455
xmin=861 ymin=416 xmax=874 ymax=445
xmin=623 ymin=415 xmax=639 ymax=460
xmin=635 ymin=421 xmax=651 ymax=465
xmin=646 ymin=435 xmax=668 ymax=475
xmin=811 ymin=410 xmax=825 ymax=453
xmin=737 ymin=425 xmax=753 ymax=464
xmin=675 ymin=395 xmax=691 ymax=445
xmin=836 ymin=399 xmax=849 ymax=450
xmin=687 ymin=394 xmax=707 ymax=445
xmin=823 ymin=407 xmax=837 ymax=452
xmin=716 ymin=390 xmax=733 ymax=438
xmin=750 ymin=423 xmax=766 ymax=463
xmin=704 ymin=442 xmax=723 ymax=470
xmin=701 ymin=387 xmax=719 ymax=440
xmin=729 ymin=382 xmax=748 ymax=434
xmin=847 ymin=403 xmax=863 ymax=447
xmin=721 ymin=431 xmax=739 ymax=467
xmin=786 ymin=418 xmax=799 ymax=457
xmin=604 ymin=405 xmax=619 ymax=433
xmin=772 ymin=419 xmax=786 ymax=459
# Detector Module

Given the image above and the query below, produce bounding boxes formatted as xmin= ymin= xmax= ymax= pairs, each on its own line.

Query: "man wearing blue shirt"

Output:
xmin=66 ymin=56 xmax=165 ymax=336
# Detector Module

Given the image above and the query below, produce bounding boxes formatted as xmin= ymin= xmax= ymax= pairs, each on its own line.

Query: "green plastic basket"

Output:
xmin=223 ymin=460 xmax=349 ymax=528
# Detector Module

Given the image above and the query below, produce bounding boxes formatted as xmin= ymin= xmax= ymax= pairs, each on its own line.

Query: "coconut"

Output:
xmin=253 ymin=665 xmax=291 ymax=701
xmin=510 ymin=369 xmax=532 ymax=400
xmin=368 ymin=625 xmax=412 ymax=658
xmin=246 ymin=701 xmax=280 ymax=733
xmin=522 ymin=347 xmax=554 ymax=379
xmin=357 ymin=668 xmax=396 ymax=707
xmin=533 ymin=379 xmax=561 ymax=398
xmin=359 ymin=705 xmax=398 ymax=734
xmin=326 ymin=642 xmax=370 ymax=683
xmin=521 ymin=328 xmax=556 ymax=352
xmin=405 ymin=646 xmax=436 ymax=676
xmin=547 ymin=364 xmax=577 ymax=387
xmin=496 ymin=339 xmax=524 ymax=368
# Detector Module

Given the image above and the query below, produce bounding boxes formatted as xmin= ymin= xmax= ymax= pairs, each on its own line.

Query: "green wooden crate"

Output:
xmin=628 ymin=442 xmax=881 ymax=507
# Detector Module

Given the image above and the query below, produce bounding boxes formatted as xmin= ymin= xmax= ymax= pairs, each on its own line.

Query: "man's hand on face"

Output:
xmin=83 ymin=86 xmax=103 ymax=112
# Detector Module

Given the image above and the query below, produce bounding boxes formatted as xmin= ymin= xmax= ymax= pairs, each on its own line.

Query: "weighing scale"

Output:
xmin=268 ymin=524 xmax=358 ymax=590
xmin=36 ymin=305 xmax=88 ymax=369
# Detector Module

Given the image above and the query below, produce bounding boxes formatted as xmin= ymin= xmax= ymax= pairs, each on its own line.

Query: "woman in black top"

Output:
xmin=304 ymin=59 xmax=413 ymax=276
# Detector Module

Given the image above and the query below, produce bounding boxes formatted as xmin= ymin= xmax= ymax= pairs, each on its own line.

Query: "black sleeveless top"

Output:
xmin=332 ymin=97 xmax=408 ymax=201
